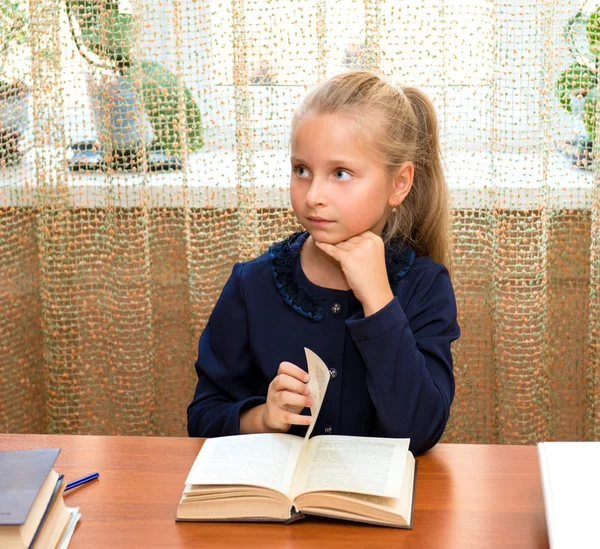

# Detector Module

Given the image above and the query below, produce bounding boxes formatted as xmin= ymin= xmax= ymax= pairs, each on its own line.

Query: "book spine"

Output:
xmin=28 ymin=474 xmax=64 ymax=549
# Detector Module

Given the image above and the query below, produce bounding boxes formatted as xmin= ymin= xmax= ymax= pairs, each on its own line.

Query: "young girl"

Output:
xmin=187 ymin=70 xmax=460 ymax=455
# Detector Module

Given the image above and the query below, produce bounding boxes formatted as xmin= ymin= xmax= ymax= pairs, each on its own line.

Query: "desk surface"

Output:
xmin=0 ymin=435 xmax=549 ymax=549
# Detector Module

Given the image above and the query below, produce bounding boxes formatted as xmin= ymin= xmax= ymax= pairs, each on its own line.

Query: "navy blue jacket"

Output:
xmin=187 ymin=231 xmax=460 ymax=455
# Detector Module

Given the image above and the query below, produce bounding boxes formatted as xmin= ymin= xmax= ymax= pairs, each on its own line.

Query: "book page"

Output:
xmin=56 ymin=508 xmax=81 ymax=549
xmin=185 ymin=433 xmax=304 ymax=497
xmin=303 ymin=347 xmax=330 ymax=441
xmin=294 ymin=452 xmax=415 ymax=526
xmin=291 ymin=435 xmax=410 ymax=500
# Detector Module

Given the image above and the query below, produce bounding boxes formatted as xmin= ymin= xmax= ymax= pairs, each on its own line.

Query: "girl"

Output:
xmin=187 ymin=70 xmax=460 ymax=455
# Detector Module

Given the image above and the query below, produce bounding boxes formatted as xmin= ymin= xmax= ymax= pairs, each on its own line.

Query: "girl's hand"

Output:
xmin=315 ymin=231 xmax=394 ymax=316
xmin=263 ymin=362 xmax=314 ymax=432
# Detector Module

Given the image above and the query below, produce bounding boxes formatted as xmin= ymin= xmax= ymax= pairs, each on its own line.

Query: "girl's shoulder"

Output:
xmin=409 ymin=254 xmax=446 ymax=273
xmin=399 ymin=254 xmax=452 ymax=288
xmin=395 ymin=254 xmax=456 ymax=305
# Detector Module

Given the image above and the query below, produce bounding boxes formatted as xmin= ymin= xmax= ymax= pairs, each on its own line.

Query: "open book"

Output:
xmin=177 ymin=348 xmax=416 ymax=528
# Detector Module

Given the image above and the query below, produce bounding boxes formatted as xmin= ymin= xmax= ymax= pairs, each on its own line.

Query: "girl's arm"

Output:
xmin=187 ymin=263 xmax=267 ymax=437
xmin=346 ymin=263 xmax=460 ymax=455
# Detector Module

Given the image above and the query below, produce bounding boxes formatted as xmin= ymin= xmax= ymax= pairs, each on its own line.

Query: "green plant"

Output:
xmin=65 ymin=0 xmax=203 ymax=155
xmin=0 ymin=0 xmax=29 ymax=88
xmin=556 ymin=4 xmax=600 ymax=142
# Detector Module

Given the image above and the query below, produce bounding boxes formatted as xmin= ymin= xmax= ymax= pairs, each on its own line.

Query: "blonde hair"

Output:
xmin=291 ymin=70 xmax=450 ymax=267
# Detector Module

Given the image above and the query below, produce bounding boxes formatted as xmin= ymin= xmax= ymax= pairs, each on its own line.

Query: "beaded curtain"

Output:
xmin=1 ymin=0 xmax=599 ymax=443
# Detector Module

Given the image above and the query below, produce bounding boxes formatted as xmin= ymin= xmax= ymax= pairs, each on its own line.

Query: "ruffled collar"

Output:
xmin=268 ymin=230 xmax=415 ymax=321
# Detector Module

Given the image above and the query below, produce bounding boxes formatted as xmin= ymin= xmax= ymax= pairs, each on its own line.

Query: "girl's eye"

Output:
xmin=295 ymin=166 xmax=310 ymax=178
xmin=335 ymin=170 xmax=352 ymax=181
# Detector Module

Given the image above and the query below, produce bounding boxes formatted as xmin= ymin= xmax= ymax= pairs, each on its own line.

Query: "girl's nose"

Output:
xmin=305 ymin=178 xmax=328 ymax=208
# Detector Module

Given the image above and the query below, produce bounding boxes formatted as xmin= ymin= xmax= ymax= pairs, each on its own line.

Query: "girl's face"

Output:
xmin=290 ymin=113 xmax=404 ymax=245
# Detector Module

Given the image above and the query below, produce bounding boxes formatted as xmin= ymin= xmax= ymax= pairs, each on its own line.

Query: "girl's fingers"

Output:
xmin=334 ymin=240 xmax=354 ymax=251
xmin=281 ymin=411 xmax=313 ymax=426
xmin=278 ymin=390 xmax=312 ymax=409
xmin=314 ymin=240 xmax=342 ymax=260
xmin=274 ymin=373 xmax=310 ymax=395
xmin=340 ymin=232 xmax=373 ymax=244
xmin=278 ymin=361 xmax=309 ymax=382
xmin=344 ymin=234 xmax=368 ymax=244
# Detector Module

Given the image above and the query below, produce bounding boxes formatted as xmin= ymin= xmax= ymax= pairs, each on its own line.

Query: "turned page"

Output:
xmin=304 ymin=347 xmax=331 ymax=441
xmin=291 ymin=436 xmax=410 ymax=500
xmin=184 ymin=433 xmax=304 ymax=496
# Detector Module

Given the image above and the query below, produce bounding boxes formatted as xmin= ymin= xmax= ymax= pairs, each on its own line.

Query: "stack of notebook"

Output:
xmin=0 ymin=448 xmax=81 ymax=549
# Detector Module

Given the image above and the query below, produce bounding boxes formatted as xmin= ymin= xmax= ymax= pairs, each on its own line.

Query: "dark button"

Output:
xmin=324 ymin=425 xmax=333 ymax=435
xmin=329 ymin=368 xmax=337 ymax=379
xmin=331 ymin=302 xmax=342 ymax=315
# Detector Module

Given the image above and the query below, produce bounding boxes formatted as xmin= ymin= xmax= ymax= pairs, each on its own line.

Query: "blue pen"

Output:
xmin=64 ymin=472 xmax=99 ymax=492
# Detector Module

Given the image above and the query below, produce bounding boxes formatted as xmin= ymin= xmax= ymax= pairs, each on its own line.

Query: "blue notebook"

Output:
xmin=0 ymin=448 xmax=61 ymax=549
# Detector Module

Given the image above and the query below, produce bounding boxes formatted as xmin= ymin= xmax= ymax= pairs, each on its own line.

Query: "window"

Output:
xmin=1 ymin=0 xmax=592 ymax=211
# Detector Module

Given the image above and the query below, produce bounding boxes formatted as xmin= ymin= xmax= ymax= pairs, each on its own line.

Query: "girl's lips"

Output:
xmin=307 ymin=217 xmax=334 ymax=223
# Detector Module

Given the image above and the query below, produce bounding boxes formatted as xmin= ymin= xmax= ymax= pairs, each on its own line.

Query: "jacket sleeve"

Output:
xmin=187 ymin=262 xmax=266 ymax=437
xmin=346 ymin=264 xmax=460 ymax=455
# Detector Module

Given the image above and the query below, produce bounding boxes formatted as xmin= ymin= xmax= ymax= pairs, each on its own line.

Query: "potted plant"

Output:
xmin=0 ymin=0 xmax=29 ymax=167
xmin=555 ymin=3 xmax=600 ymax=170
xmin=65 ymin=0 xmax=203 ymax=171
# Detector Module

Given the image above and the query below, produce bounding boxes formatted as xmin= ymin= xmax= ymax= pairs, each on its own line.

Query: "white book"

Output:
xmin=537 ymin=441 xmax=600 ymax=549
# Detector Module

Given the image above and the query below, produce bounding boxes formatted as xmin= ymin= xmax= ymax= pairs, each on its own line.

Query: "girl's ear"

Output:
xmin=389 ymin=161 xmax=414 ymax=207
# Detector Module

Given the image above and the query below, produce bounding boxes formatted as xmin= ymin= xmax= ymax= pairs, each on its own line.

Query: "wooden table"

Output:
xmin=0 ymin=435 xmax=549 ymax=548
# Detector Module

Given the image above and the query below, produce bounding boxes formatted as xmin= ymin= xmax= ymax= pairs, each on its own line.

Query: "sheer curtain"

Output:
xmin=1 ymin=0 xmax=598 ymax=442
